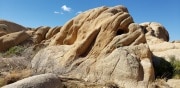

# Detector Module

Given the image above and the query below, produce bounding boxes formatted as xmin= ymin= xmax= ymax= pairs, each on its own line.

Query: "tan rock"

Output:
xmin=140 ymin=22 xmax=169 ymax=44
xmin=0 ymin=31 xmax=29 ymax=51
xmin=0 ymin=32 xmax=6 ymax=37
xmin=32 ymin=44 xmax=154 ymax=88
xmin=149 ymin=42 xmax=180 ymax=61
xmin=45 ymin=26 xmax=61 ymax=39
xmin=48 ymin=5 xmax=150 ymax=68
xmin=0 ymin=20 xmax=27 ymax=33
xmin=32 ymin=5 xmax=155 ymax=87
xmin=0 ymin=24 xmax=8 ymax=36
xmin=33 ymin=26 xmax=50 ymax=43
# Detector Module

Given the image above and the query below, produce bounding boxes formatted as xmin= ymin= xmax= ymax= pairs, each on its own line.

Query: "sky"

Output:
xmin=0 ymin=0 xmax=179 ymax=41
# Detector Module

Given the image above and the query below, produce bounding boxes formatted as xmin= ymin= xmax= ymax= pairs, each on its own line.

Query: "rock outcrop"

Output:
xmin=139 ymin=22 xmax=180 ymax=61
xmin=1 ymin=5 xmax=179 ymax=88
xmin=32 ymin=44 xmax=154 ymax=87
xmin=0 ymin=20 xmax=27 ymax=36
xmin=0 ymin=19 xmax=62 ymax=51
xmin=32 ymin=5 xmax=155 ymax=87
xmin=140 ymin=22 xmax=169 ymax=45
xmin=32 ymin=26 xmax=50 ymax=44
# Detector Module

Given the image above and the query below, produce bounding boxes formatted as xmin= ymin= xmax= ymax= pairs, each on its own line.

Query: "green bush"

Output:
xmin=153 ymin=56 xmax=173 ymax=79
xmin=169 ymin=56 xmax=180 ymax=79
xmin=153 ymin=55 xmax=180 ymax=79
xmin=1 ymin=46 xmax=25 ymax=57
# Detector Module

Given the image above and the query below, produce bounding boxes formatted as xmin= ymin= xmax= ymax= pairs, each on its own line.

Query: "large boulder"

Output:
xmin=32 ymin=5 xmax=155 ymax=87
xmin=32 ymin=26 xmax=50 ymax=44
xmin=2 ymin=73 xmax=63 ymax=88
xmin=32 ymin=44 xmax=154 ymax=87
xmin=49 ymin=5 xmax=147 ymax=67
xmin=140 ymin=22 xmax=169 ymax=45
xmin=0 ymin=31 xmax=30 ymax=51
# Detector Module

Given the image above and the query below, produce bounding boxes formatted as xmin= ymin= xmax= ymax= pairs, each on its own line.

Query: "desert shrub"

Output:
xmin=169 ymin=56 xmax=180 ymax=79
xmin=153 ymin=79 xmax=171 ymax=88
xmin=0 ymin=78 xmax=5 ymax=87
xmin=1 ymin=45 xmax=25 ymax=57
xmin=153 ymin=55 xmax=180 ymax=79
xmin=0 ymin=69 xmax=32 ymax=87
xmin=152 ymin=56 xmax=173 ymax=79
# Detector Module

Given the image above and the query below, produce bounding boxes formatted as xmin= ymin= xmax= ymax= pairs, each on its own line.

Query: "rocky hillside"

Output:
xmin=0 ymin=5 xmax=180 ymax=88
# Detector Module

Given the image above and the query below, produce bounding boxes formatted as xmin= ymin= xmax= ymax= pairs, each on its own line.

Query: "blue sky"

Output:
xmin=0 ymin=0 xmax=179 ymax=41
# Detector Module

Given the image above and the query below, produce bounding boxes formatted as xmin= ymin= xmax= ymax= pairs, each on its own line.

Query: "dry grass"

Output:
xmin=0 ymin=69 xmax=32 ymax=87
xmin=150 ymin=79 xmax=171 ymax=88
xmin=169 ymin=56 xmax=180 ymax=79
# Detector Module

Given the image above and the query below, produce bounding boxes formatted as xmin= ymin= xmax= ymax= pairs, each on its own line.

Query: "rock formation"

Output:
xmin=32 ymin=26 xmax=50 ymax=44
xmin=140 ymin=22 xmax=180 ymax=61
xmin=140 ymin=22 xmax=169 ymax=45
xmin=31 ymin=5 xmax=156 ymax=87
xmin=0 ymin=19 xmax=62 ymax=51
xmin=1 ymin=5 xmax=179 ymax=88
xmin=0 ymin=20 xmax=27 ymax=36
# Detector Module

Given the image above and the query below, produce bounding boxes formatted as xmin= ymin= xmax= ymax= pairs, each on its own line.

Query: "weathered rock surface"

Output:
xmin=1 ymin=5 xmax=179 ymax=88
xmin=45 ymin=26 xmax=61 ymax=39
xmin=2 ymin=73 xmax=63 ymax=88
xmin=0 ymin=23 xmax=61 ymax=51
xmin=31 ymin=5 xmax=156 ymax=87
xmin=140 ymin=22 xmax=169 ymax=45
xmin=0 ymin=57 xmax=29 ymax=72
xmin=149 ymin=42 xmax=180 ymax=61
xmin=0 ymin=20 xmax=27 ymax=35
xmin=32 ymin=44 xmax=154 ymax=87
xmin=32 ymin=26 xmax=50 ymax=44
xmin=0 ymin=31 xmax=30 ymax=51
xmin=140 ymin=22 xmax=180 ymax=62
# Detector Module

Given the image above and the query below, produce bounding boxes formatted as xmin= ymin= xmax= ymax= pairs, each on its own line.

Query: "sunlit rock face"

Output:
xmin=140 ymin=22 xmax=169 ymax=45
xmin=32 ymin=5 xmax=155 ymax=87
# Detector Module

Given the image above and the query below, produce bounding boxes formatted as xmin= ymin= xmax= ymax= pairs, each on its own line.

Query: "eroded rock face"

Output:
xmin=45 ymin=26 xmax=61 ymax=39
xmin=32 ymin=44 xmax=154 ymax=87
xmin=140 ymin=22 xmax=180 ymax=61
xmin=32 ymin=5 xmax=155 ymax=87
xmin=32 ymin=26 xmax=50 ymax=44
xmin=140 ymin=22 xmax=169 ymax=45
xmin=49 ymin=5 xmax=147 ymax=66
